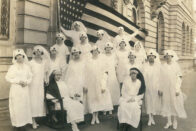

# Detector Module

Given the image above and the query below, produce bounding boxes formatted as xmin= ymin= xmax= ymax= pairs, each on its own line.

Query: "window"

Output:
xmin=0 ymin=0 xmax=10 ymax=40
xmin=190 ymin=29 xmax=193 ymax=54
xmin=156 ymin=12 xmax=164 ymax=54
xmin=132 ymin=0 xmax=138 ymax=24
xmin=182 ymin=23 xmax=186 ymax=55
xmin=132 ymin=8 xmax=137 ymax=24
xmin=186 ymin=26 xmax=189 ymax=54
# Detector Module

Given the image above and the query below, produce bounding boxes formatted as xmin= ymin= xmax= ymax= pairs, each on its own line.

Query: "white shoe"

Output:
xmin=151 ymin=118 xmax=155 ymax=125
xmin=32 ymin=122 xmax=37 ymax=129
xmin=147 ymin=119 xmax=152 ymax=126
xmin=95 ymin=117 xmax=100 ymax=124
xmin=173 ymin=120 xmax=177 ymax=130
xmin=72 ymin=124 xmax=80 ymax=131
xmin=91 ymin=118 xmax=95 ymax=125
xmin=164 ymin=122 xmax=172 ymax=129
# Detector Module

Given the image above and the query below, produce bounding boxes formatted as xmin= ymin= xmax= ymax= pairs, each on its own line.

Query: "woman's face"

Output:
xmin=16 ymin=54 xmax=24 ymax=64
xmin=50 ymin=49 xmax=57 ymax=56
xmin=148 ymin=55 xmax=155 ymax=64
xmin=97 ymin=32 xmax=103 ymax=40
xmin=135 ymin=44 xmax=141 ymax=52
xmin=129 ymin=55 xmax=135 ymax=63
xmin=56 ymin=37 xmax=64 ymax=44
xmin=105 ymin=47 xmax=112 ymax=54
xmin=33 ymin=50 xmax=42 ymax=59
xmin=74 ymin=23 xmax=80 ymax=31
xmin=165 ymin=55 xmax=172 ymax=63
xmin=119 ymin=41 xmax=126 ymax=49
xmin=72 ymin=52 xmax=80 ymax=60
xmin=130 ymin=72 xmax=137 ymax=81
xmin=80 ymin=35 xmax=87 ymax=43
xmin=54 ymin=73 xmax=61 ymax=81
xmin=118 ymin=28 xmax=124 ymax=35
xmin=92 ymin=49 xmax=99 ymax=57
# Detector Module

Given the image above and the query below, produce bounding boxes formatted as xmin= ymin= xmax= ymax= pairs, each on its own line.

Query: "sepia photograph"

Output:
xmin=0 ymin=0 xmax=196 ymax=131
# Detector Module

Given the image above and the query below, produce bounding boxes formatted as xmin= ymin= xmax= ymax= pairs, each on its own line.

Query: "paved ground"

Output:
xmin=1 ymin=71 xmax=196 ymax=131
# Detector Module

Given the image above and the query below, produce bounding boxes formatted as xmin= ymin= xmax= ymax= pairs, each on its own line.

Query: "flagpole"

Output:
xmin=57 ymin=0 xmax=61 ymax=32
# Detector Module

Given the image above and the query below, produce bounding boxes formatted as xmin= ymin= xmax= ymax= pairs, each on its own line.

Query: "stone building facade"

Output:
xmin=0 ymin=0 xmax=195 ymax=125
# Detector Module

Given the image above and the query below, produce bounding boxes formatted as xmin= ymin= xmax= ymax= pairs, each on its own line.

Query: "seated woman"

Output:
xmin=118 ymin=68 xmax=146 ymax=130
xmin=46 ymin=69 xmax=84 ymax=131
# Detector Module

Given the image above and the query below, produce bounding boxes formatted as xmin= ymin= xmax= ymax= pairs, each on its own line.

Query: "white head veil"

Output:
xmin=164 ymin=50 xmax=182 ymax=76
xmin=134 ymin=41 xmax=147 ymax=59
xmin=164 ymin=50 xmax=179 ymax=62
xmin=117 ymin=26 xmax=125 ymax=35
xmin=97 ymin=29 xmax=111 ymax=42
xmin=147 ymin=49 xmax=161 ymax=64
xmin=79 ymin=31 xmax=89 ymax=44
xmin=33 ymin=45 xmax=50 ymax=61
xmin=12 ymin=49 xmax=28 ymax=64
xmin=71 ymin=21 xmax=87 ymax=33
xmin=56 ymin=32 xmax=66 ymax=40
xmin=50 ymin=44 xmax=59 ymax=52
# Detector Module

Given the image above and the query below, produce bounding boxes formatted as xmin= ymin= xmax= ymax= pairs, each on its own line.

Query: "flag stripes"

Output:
xmin=59 ymin=0 xmax=147 ymax=43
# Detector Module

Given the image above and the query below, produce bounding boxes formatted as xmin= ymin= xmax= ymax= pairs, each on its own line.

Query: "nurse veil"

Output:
xmin=6 ymin=49 xmax=33 ymax=129
xmin=134 ymin=41 xmax=147 ymax=65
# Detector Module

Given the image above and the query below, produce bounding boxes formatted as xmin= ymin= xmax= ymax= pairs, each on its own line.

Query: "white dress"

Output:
xmin=85 ymin=55 xmax=113 ymax=113
xmin=29 ymin=60 xmax=46 ymax=117
xmin=55 ymin=43 xmax=69 ymax=78
xmin=144 ymin=63 xmax=161 ymax=115
xmin=116 ymin=50 xmax=129 ymax=83
xmin=78 ymin=43 xmax=91 ymax=60
xmin=160 ymin=63 xmax=187 ymax=118
xmin=6 ymin=64 xmax=33 ymax=127
xmin=134 ymin=50 xmax=146 ymax=65
xmin=118 ymin=78 xmax=143 ymax=128
xmin=55 ymin=81 xmax=84 ymax=123
xmin=103 ymin=53 xmax=120 ymax=105
xmin=64 ymin=59 xmax=86 ymax=102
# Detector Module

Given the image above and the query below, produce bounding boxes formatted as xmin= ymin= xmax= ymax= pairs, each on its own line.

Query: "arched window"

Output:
xmin=186 ymin=26 xmax=189 ymax=54
xmin=137 ymin=0 xmax=145 ymax=28
xmin=156 ymin=12 xmax=164 ymax=54
xmin=132 ymin=8 xmax=137 ymax=24
xmin=182 ymin=23 xmax=186 ymax=55
xmin=132 ymin=0 xmax=138 ymax=24
xmin=0 ymin=0 xmax=10 ymax=40
xmin=190 ymin=29 xmax=193 ymax=54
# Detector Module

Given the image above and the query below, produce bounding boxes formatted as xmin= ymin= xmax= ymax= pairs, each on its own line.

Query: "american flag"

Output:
xmin=58 ymin=0 xmax=147 ymax=43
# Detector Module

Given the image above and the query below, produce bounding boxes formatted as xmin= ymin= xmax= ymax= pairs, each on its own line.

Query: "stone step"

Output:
xmin=0 ymin=126 xmax=13 ymax=131
xmin=0 ymin=97 xmax=9 ymax=108
xmin=0 ymin=107 xmax=10 ymax=121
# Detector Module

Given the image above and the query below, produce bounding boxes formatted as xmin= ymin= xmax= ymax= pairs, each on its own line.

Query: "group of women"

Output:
xmin=6 ymin=21 xmax=187 ymax=131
